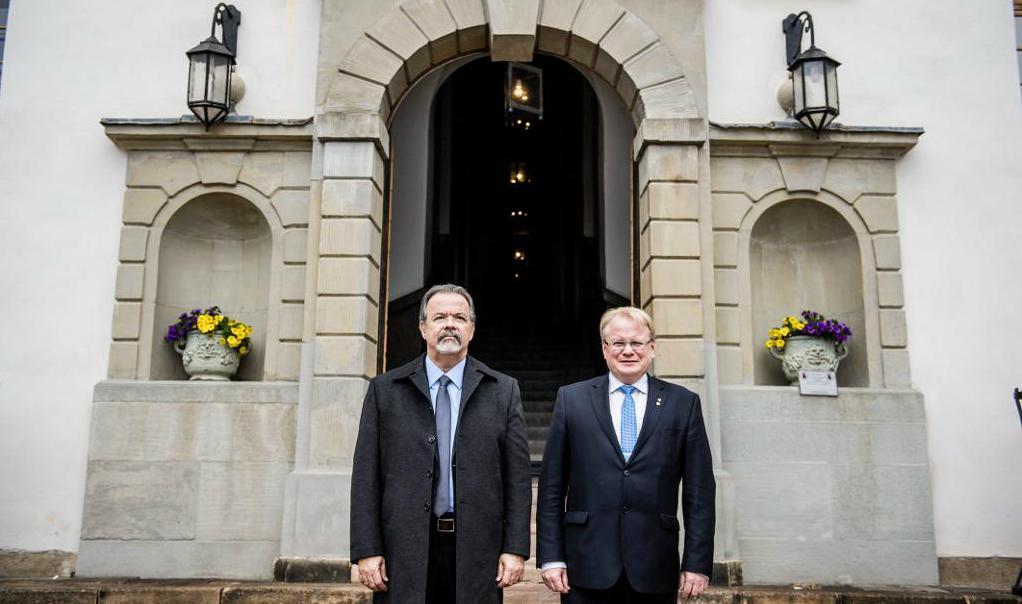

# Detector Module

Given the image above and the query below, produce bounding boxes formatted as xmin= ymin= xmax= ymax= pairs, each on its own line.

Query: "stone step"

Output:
xmin=1 ymin=579 xmax=1017 ymax=604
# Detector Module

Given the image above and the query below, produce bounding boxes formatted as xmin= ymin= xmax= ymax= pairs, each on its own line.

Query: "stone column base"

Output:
xmin=712 ymin=560 xmax=743 ymax=586
xmin=280 ymin=470 xmax=353 ymax=560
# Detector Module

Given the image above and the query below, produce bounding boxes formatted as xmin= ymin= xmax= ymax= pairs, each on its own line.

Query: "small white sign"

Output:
xmin=798 ymin=370 xmax=838 ymax=396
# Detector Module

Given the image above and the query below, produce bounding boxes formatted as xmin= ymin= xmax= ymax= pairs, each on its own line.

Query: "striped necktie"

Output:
xmin=619 ymin=384 xmax=637 ymax=460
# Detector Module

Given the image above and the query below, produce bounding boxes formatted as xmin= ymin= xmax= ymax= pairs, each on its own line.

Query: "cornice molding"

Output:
xmin=709 ymin=121 xmax=923 ymax=159
xmin=102 ymin=116 xmax=314 ymax=151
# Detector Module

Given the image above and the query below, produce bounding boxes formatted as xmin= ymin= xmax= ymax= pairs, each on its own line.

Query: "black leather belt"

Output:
xmin=436 ymin=516 xmax=455 ymax=533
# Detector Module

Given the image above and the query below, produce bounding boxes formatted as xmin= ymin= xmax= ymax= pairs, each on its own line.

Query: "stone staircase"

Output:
xmin=2 ymin=579 xmax=1018 ymax=603
xmin=471 ymin=333 xmax=601 ymax=465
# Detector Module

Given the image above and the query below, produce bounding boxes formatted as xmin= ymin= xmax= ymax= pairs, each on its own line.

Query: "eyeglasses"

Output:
xmin=604 ymin=339 xmax=652 ymax=353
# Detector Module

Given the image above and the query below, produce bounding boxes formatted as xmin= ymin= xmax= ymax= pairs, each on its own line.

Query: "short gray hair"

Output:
xmin=599 ymin=306 xmax=655 ymax=340
xmin=418 ymin=284 xmax=476 ymax=323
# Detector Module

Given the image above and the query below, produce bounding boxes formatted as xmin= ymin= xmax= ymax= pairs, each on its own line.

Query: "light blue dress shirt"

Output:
xmin=424 ymin=355 xmax=465 ymax=514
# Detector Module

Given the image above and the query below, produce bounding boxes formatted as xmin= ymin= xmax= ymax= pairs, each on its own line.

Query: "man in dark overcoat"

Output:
xmin=537 ymin=306 xmax=715 ymax=602
xmin=350 ymin=284 xmax=532 ymax=603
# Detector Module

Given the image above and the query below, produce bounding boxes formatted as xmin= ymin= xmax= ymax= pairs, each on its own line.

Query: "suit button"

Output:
xmin=623 ymin=470 xmax=630 ymax=477
xmin=426 ymin=470 xmax=432 ymax=478
xmin=622 ymin=506 xmax=630 ymax=514
xmin=427 ymin=435 xmax=436 ymax=443
xmin=424 ymin=502 xmax=431 ymax=512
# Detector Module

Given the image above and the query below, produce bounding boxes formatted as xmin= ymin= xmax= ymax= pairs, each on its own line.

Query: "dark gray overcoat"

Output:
xmin=350 ymin=355 xmax=532 ymax=604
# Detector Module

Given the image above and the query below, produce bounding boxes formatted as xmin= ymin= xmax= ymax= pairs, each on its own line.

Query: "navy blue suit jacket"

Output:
xmin=536 ymin=374 xmax=715 ymax=593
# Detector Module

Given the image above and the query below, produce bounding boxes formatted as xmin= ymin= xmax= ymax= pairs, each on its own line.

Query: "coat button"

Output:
xmin=426 ymin=470 xmax=432 ymax=478
xmin=427 ymin=435 xmax=436 ymax=443
xmin=424 ymin=502 xmax=431 ymax=512
xmin=623 ymin=469 xmax=630 ymax=476
xmin=622 ymin=506 xmax=630 ymax=514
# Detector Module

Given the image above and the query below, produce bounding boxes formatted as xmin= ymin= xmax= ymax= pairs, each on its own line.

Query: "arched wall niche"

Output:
xmin=749 ymin=199 xmax=868 ymax=387
xmin=149 ymin=191 xmax=274 ymax=381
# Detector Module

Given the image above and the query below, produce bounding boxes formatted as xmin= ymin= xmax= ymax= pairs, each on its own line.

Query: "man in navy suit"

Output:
xmin=537 ymin=307 xmax=715 ymax=602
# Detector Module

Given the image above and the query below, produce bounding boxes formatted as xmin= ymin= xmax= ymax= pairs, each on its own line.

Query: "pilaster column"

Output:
xmin=280 ymin=115 xmax=388 ymax=565
xmin=634 ymin=118 xmax=741 ymax=573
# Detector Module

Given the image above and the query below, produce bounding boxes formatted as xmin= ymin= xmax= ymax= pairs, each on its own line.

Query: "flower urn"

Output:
xmin=173 ymin=330 xmax=240 ymax=380
xmin=769 ymin=335 xmax=848 ymax=384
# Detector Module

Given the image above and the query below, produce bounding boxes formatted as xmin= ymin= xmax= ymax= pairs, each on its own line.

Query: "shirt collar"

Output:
xmin=425 ymin=355 xmax=467 ymax=389
xmin=609 ymin=372 xmax=648 ymax=395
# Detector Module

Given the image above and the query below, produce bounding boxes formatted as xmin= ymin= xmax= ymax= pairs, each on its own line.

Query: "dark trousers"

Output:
xmin=425 ymin=514 xmax=456 ymax=604
xmin=563 ymin=571 xmax=674 ymax=604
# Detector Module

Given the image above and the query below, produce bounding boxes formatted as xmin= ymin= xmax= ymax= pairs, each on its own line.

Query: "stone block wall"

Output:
xmin=719 ymin=385 xmax=939 ymax=585
xmin=77 ymin=381 xmax=297 ymax=578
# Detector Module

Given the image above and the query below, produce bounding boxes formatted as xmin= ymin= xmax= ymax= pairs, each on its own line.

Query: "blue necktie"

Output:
xmin=434 ymin=375 xmax=453 ymax=516
xmin=619 ymin=384 xmax=637 ymax=460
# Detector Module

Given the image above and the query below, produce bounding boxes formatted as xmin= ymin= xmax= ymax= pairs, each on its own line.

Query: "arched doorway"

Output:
xmin=384 ymin=55 xmax=632 ymax=459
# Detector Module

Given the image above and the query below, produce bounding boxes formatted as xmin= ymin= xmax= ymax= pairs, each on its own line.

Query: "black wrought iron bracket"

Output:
xmin=212 ymin=3 xmax=242 ymax=56
xmin=782 ymin=11 xmax=815 ymax=68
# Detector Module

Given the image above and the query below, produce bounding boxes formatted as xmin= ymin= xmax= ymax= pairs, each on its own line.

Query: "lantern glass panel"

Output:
xmin=188 ymin=53 xmax=210 ymax=104
xmin=792 ymin=66 xmax=805 ymax=115
xmin=825 ymin=60 xmax=839 ymax=111
xmin=209 ymin=53 xmax=232 ymax=105
xmin=803 ymin=59 xmax=826 ymax=108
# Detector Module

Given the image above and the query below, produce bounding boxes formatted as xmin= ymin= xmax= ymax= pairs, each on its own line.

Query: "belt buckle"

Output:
xmin=437 ymin=517 xmax=455 ymax=533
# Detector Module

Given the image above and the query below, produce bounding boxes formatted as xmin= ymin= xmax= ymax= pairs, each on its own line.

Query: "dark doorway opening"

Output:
xmin=386 ymin=55 xmax=622 ymax=460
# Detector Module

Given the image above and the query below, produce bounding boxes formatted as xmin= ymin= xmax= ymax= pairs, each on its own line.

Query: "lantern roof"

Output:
xmin=791 ymin=46 xmax=840 ymax=67
xmin=186 ymin=35 xmax=234 ymax=59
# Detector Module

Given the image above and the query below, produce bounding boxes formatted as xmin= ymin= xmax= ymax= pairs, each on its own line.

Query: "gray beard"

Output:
xmin=436 ymin=338 xmax=461 ymax=354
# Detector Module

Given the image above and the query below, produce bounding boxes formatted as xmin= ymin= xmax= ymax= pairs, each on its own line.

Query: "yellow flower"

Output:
xmin=239 ymin=345 xmax=249 ymax=356
xmin=787 ymin=315 xmax=798 ymax=325
xmin=768 ymin=328 xmax=780 ymax=338
xmin=227 ymin=335 xmax=240 ymax=348
xmin=218 ymin=337 xmax=226 ymax=345
xmin=780 ymin=326 xmax=790 ymax=336
xmin=765 ymin=340 xmax=774 ymax=348
xmin=775 ymin=338 xmax=786 ymax=349
xmin=231 ymin=325 xmax=245 ymax=337
xmin=214 ymin=314 xmax=224 ymax=325
xmin=197 ymin=314 xmax=216 ymax=333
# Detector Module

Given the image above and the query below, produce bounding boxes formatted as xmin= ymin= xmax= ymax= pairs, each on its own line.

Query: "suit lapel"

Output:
xmin=628 ymin=375 xmax=666 ymax=464
xmin=458 ymin=358 xmax=484 ymax=420
xmin=589 ymin=376 xmax=625 ymax=465
xmin=392 ymin=354 xmax=432 ymax=405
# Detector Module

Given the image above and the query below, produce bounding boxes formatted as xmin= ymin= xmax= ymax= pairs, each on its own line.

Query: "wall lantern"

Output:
xmin=783 ymin=11 xmax=840 ymax=135
xmin=509 ymin=162 xmax=530 ymax=185
xmin=505 ymin=62 xmax=543 ymax=129
xmin=187 ymin=3 xmax=242 ymax=129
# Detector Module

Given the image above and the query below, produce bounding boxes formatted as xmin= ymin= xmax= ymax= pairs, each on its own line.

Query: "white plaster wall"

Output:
xmin=0 ymin=0 xmax=319 ymax=553
xmin=706 ymin=0 xmax=1022 ymax=557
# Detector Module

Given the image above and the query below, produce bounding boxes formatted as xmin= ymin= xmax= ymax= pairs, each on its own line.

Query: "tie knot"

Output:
xmin=619 ymin=384 xmax=637 ymax=395
xmin=438 ymin=375 xmax=452 ymax=388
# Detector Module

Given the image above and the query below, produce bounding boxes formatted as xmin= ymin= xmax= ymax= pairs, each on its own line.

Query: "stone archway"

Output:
xmin=280 ymin=0 xmax=722 ymax=566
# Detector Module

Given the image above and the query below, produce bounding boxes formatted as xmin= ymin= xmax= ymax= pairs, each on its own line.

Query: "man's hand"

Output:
xmin=679 ymin=571 xmax=709 ymax=599
xmin=495 ymin=553 xmax=525 ymax=588
xmin=540 ymin=567 xmax=571 ymax=594
xmin=356 ymin=556 xmax=388 ymax=592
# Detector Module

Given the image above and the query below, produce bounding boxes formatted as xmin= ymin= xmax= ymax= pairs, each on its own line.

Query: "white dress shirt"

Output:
xmin=608 ymin=373 xmax=649 ymax=447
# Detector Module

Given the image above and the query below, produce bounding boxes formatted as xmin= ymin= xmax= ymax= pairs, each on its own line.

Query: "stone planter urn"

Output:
xmin=769 ymin=335 xmax=848 ymax=384
xmin=173 ymin=330 xmax=240 ymax=380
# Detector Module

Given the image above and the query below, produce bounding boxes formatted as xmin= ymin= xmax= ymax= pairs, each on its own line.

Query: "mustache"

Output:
xmin=438 ymin=330 xmax=461 ymax=343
